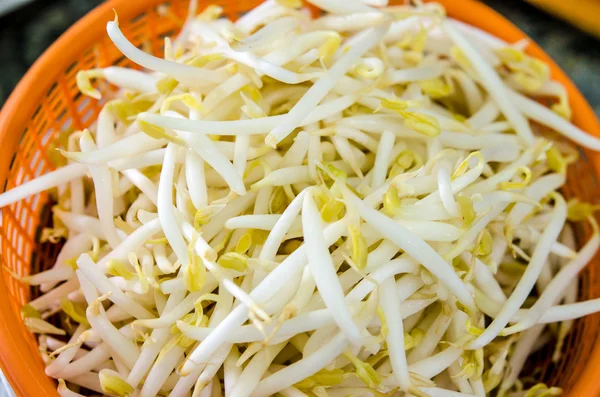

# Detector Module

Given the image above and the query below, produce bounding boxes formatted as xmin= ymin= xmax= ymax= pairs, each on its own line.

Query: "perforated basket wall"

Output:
xmin=0 ymin=0 xmax=600 ymax=396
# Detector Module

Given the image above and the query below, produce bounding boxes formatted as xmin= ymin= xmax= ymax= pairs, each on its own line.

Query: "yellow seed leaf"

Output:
xmin=457 ymin=195 xmax=476 ymax=226
xmin=567 ymin=199 xmax=600 ymax=222
xmin=217 ymin=252 xmax=248 ymax=272
xmin=184 ymin=254 xmax=206 ymax=292
xmin=349 ymin=224 xmax=368 ymax=269
xmin=99 ymin=370 xmax=134 ymax=397
xmin=546 ymin=146 xmax=566 ymax=174
xmin=156 ymin=76 xmax=179 ymax=94
xmin=418 ymin=78 xmax=453 ymax=99
xmin=401 ymin=111 xmax=441 ymax=137
xmin=60 ymin=298 xmax=89 ymax=326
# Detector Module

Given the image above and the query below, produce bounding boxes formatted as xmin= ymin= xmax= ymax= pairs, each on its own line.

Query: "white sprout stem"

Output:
xmin=106 ymin=20 xmax=228 ymax=87
xmin=332 ymin=135 xmax=364 ymax=177
xmin=307 ymin=0 xmax=376 ymax=14
xmin=63 ymin=373 xmax=102 ymax=394
xmin=302 ymin=190 xmax=363 ymax=346
xmin=97 ymin=218 xmax=162 ymax=272
xmin=41 ymin=233 xmax=94 ymax=292
xmin=364 ymin=239 xmax=400 ymax=271
xmin=224 ymin=346 xmax=242 ymax=394
xmin=385 ymin=63 xmax=446 ymax=84
xmin=420 ymin=388 xmax=478 ymax=397
xmin=443 ymin=21 xmax=534 ymax=145
xmin=135 ymin=282 xmax=217 ymax=329
xmin=308 ymin=132 xmax=321 ymax=181
xmin=80 ymin=133 xmax=122 ymax=248
xmin=259 ymin=189 xmax=308 ymax=262
xmin=54 ymin=344 xmax=111 ymax=379
xmin=201 ymin=192 xmax=257 ymax=242
xmin=265 ymin=22 xmax=389 ymax=146
xmin=138 ymin=94 xmax=357 ymax=136
xmin=439 ymin=131 xmax=520 ymax=151
xmin=185 ymin=151 xmax=208 ymax=210
xmin=526 ymin=298 xmax=600 ymax=323
xmin=45 ymin=324 xmax=87 ymax=377
xmin=229 ymin=343 xmax=286 ymax=397
xmin=407 ymin=307 xmax=454 ymax=363
xmin=446 ymin=204 xmax=507 ymax=260
xmin=22 ymin=267 xmax=74 ymax=287
xmin=180 ymin=221 xmax=217 ymax=262
xmin=252 ymin=166 xmax=312 ymax=190
xmin=236 ymin=16 xmax=299 ymax=53
xmin=177 ymin=305 xmax=360 ymax=344
xmin=29 ymin=279 xmax=79 ymax=312
xmin=192 ymin=354 xmax=228 ymax=397
xmin=498 ymin=325 xmax=545 ymax=395
xmin=506 ymin=234 xmax=600 ymax=334
xmin=356 ymin=257 xmax=421 ymax=304
xmin=57 ymin=380 xmax=86 ymax=397
xmin=174 ymin=128 xmax=246 ymax=196
xmin=53 ymin=209 xmax=104 ymax=239
xmin=408 ymin=346 xmax=462 ymax=380
xmin=122 ymin=169 xmax=159 ymax=205
xmin=76 ymin=254 xmax=154 ymax=319
xmin=64 ymin=132 xmax=164 ymax=165
xmin=264 ymin=31 xmax=334 ymax=66
xmin=463 ymin=252 xmax=507 ymax=303
xmin=233 ymin=134 xmax=251 ymax=178
xmin=448 ymin=69 xmax=483 ymax=115
xmin=509 ymin=88 xmax=600 ymax=150
xmin=463 ymin=142 xmax=543 ymax=196
xmin=170 ymin=292 xmax=234 ymax=397
xmin=413 ymin=157 xmax=484 ymax=208
xmin=251 ymin=295 xmax=377 ymax=397
xmin=468 ymin=194 xmax=566 ymax=349
xmin=158 ymin=143 xmax=190 ymax=268
xmin=181 ymin=219 xmax=347 ymax=375
xmin=363 ymin=219 xmax=462 ymax=242
xmin=379 ymin=277 xmax=412 ymax=390
xmin=343 ymin=188 xmax=475 ymax=310
xmin=370 ymin=130 xmax=395 ymax=190
xmin=467 ymin=99 xmax=499 ymax=129
xmin=69 ymin=140 xmax=85 ymax=215
xmin=213 ymin=141 xmax=273 ymax=162
xmin=234 ymin=0 xmax=284 ymax=33
xmin=127 ymin=326 xmax=172 ymax=388
xmin=86 ymin=300 xmax=140 ymax=370
xmin=109 ymin=148 xmax=168 ymax=171
xmin=0 ymin=164 xmax=87 ymax=208
xmin=437 ymin=159 xmax=459 ymax=217
xmin=225 ymin=214 xmax=300 ymax=232
xmin=104 ymin=66 xmax=160 ymax=93
xmin=140 ymin=343 xmax=186 ymax=397
xmin=281 ymin=131 xmax=310 ymax=168
xmin=336 ymin=126 xmax=379 ymax=152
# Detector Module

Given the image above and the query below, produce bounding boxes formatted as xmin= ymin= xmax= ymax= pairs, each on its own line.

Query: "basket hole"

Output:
xmin=77 ymin=97 xmax=91 ymax=113
xmin=65 ymin=61 xmax=79 ymax=75
xmin=46 ymin=82 xmax=58 ymax=98
xmin=131 ymin=12 xmax=147 ymax=23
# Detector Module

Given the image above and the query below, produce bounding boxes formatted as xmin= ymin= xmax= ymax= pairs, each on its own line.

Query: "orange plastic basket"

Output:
xmin=1 ymin=0 xmax=600 ymax=396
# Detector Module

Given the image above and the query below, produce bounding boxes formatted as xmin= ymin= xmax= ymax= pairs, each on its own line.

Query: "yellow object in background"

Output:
xmin=525 ymin=0 xmax=600 ymax=38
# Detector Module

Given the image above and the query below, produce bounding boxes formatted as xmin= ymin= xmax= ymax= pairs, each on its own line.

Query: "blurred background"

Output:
xmin=0 ymin=0 xmax=600 ymax=114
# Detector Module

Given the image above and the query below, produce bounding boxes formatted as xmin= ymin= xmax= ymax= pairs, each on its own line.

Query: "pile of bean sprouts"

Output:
xmin=3 ymin=0 xmax=600 ymax=396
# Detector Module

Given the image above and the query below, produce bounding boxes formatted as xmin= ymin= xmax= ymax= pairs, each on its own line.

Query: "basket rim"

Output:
xmin=0 ymin=0 xmax=600 ymax=396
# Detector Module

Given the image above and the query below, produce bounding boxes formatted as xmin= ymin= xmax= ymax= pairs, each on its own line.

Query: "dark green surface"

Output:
xmin=1 ymin=0 xmax=599 ymax=115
